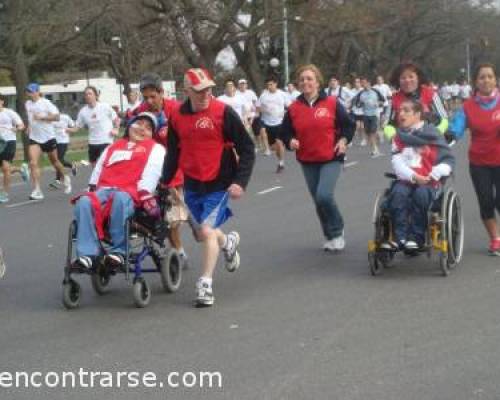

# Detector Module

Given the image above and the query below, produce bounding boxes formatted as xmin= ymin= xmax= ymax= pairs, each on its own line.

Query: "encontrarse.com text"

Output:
xmin=0 ymin=369 xmax=222 ymax=389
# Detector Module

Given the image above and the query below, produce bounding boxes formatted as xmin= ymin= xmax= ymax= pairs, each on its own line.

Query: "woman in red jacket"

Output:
xmin=282 ymin=64 xmax=355 ymax=251
xmin=385 ymin=62 xmax=448 ymax=139
xmin=449 ymin=63 xmax=500 ymax=255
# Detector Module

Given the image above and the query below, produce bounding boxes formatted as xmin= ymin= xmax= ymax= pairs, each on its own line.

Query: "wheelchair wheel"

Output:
xmin=369 ymin=191 xmax=391 ymax=276
xmin=379 ymin=251 xmax=395 ymax=268
xmin=160 ymin=249 xmax=182 ymax=293
xmin=446 ymin=191 xmax=464 ymax=267
xmin=132 ymin=277 xmax=151 ymax=308
xmin=62 ymin=279 xmax=81 ymax=310
xmin=90 ymin=261 xmax=111 ymax=295
xmin=368 ymin=252 xmax=383 ymax=276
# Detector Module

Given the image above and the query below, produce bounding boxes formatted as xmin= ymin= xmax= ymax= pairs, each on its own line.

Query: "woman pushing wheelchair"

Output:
xmin=383 ymin=99 xmax=455 ymax=252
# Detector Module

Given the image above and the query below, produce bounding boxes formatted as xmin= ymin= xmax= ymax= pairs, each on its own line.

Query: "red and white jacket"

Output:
xmin=89 ymin=138 xmax=166 ymax=205
xmin=391 ymin=122 xmax=454 ymax=185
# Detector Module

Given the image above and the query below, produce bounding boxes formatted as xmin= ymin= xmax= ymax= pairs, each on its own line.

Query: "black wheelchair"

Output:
xmin=368 ymin=173 xmax=464 ymax=276
xmin=62 ymin=190 xmax=182 ymax=309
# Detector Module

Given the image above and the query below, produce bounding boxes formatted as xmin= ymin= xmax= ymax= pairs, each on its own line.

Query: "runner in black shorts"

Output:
xmin=263 ymin=123 xmax=281 ymax=146
xmin=0 ymin=94 xmax=29 ymax=203
xmin=25 ymin=83 xmax=71 ymax=200
xmin=29 ymin=138 xmax=57 ymax=153
xmin=88 ymin=143 xmax=109 ymax=164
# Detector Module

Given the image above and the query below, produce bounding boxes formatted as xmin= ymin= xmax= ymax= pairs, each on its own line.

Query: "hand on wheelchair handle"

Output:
xmin=139 ymin=191 xmax=161 ymax=218
xmin=143 ymin=198 xmax=160 ymax=218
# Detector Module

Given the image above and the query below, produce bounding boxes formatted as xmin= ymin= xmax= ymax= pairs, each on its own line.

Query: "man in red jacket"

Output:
xmin=127 ymin=73 xmax=188 ymax=266
xmin=163 ymin=68 xmax=255 ymax=307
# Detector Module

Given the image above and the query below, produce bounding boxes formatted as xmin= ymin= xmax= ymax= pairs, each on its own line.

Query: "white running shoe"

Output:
xmin=29 ymin=189 xmax=44 ymax=200
xmin=404 ymin=240 xmax=419 ymax=251
xmin=263 ymin=149 xmax=272 ymax=156
xmin=223 ymin=231 xmax=240 ymax=272
xmin=332 ymin=232 xmax=345 ymax=251
xmin=360 ymin=139 xmax=367 ymax=146
xmin=0 ymin=247 xmax=6 ymax=279
xmin=195 ymin=279 xmax=214 ymax=307
xmin=63 ymin=175 xmax=72 ymax=194
xmin=48 ymin=180 xmax=62 ymax=190
xmin=20 ymin=163 xmax=30 ymax=182
xmin=0 ymin=192 xmax=9 ymax=204
xmin=322 ymin=239 xmax=336 ymax=251
xmin=72 ymin=255 xmax=94 ymax=271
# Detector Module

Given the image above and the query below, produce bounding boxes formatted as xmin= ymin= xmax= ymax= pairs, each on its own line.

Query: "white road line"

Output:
xmin=5 ymin=199 xmax=42 ymax=208
xmin=11 ymin=182 xmax=28 ymax=188
xmin=257 ymin=186 xmax=283 ymax=195
xmin=344 ymin=161 xmax=359 ymax=168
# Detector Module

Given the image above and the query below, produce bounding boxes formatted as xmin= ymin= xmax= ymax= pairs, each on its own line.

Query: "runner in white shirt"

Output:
xmin=324 ymin=77 xmax=351 ymax=108
xmin=217 ymin=79 xmax=248 ymax=122
xmin=256 ymin=76 xmax=291 ymax=173
xmin=285 ymin=82 xmax=301 ymax=103
xmin=237 ymin=79 xmax=266 ymax=153
xmin=74 ymin=86 xmax=120 ymax=166
xmin=0 ymin=94 xmax=29 ymax=203
xmin=25 ymin=83 xmax=71 ymax=200
xmin=50 ymin=113 xmax=77 ymax=189
xmin=439 ymin=82 xmax=452 ymax=111
xmin=373 ymin=75 xmax=392 ymax=142
xmin=121 ymin=89 xmax=141 ymax=119
xmin=351 ymin=77 xmax=366 ymax=145
xmin=449 ymin=80 xmax=460 ymax=110
xmin=459 ymin=80 xmax=472 ymax=102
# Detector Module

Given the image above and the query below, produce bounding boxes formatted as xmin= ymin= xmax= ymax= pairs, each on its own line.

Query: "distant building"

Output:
xmin=0 ymin=74 xmax=176 ymax=118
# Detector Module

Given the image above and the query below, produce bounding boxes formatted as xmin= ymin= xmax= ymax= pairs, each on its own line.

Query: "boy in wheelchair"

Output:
xmin=71 ymin=112 xmax=166 ymax=271
xmin=383 ymin=99 xmax=455 ymax=252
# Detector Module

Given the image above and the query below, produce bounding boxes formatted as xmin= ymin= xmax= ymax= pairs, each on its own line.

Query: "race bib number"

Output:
xmin=107 ymin=150 xmax=132 ymax=166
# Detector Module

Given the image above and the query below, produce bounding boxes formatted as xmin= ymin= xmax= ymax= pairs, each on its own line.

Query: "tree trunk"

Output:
xmin=14 ymin=47 xmax=30 ymax=161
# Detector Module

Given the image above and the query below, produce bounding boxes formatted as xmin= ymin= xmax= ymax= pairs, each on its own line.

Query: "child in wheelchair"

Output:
xmin=71 ymin=112 xmax=166 ymax=271
xmin=382 ymin=99 xmax=455 ymax=252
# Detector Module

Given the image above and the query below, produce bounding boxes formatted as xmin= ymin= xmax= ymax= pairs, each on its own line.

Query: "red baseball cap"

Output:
xmin=184 ymin=68 xmax=216 ymax=92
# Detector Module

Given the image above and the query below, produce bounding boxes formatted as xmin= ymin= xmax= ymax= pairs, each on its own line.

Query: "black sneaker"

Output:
xmin=71 ymin=162 xmax=78 ymax=177
xmin=276 ymin=164 xmax=285 ymax=174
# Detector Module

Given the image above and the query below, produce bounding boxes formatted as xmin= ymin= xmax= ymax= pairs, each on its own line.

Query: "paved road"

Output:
xmin=1 ymin=141 xmax=499 ymax=400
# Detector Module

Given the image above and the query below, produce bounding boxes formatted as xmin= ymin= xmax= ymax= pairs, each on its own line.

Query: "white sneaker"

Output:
xmin=223 ymin=231 xmax=240 ymax=272
xmin=195 ymin=279 xmax=214 ymax=307
xmin=20 ymin=163 xmax=30 ymax=182
xmin=48 ymin=180 xmax=62 ymax=190
xmin=0 ymin=247 xmax=6 ymax=279
xmin=29 ymin=189 xmax=44 ymax=200
xmin=264 ymin=149 xmax=271 ymax=156
xmin=332 ymin=232 xmax=345 ymax=251
xmin=360 ymin=139 xmax=367 ymax=146
xmin=63 ymin=175 xmax=72 ymax=194
xmin=322 ymin=239 xmax=336 ymax=251
xmin=404 ymin=241 xmax=419 ymax=251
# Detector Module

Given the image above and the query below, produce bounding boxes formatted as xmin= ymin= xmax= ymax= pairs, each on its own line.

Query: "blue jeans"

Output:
xmin=74 ymin=188 xmax=135 ymax=257
xmin=388 ymin=182 xmax=439 ymax=245
xmin=301 ymin=161 xmax=344 ymax=240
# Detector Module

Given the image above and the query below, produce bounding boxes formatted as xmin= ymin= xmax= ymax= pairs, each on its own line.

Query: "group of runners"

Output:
xmin=1 ymin=60 xmax=500 ymax=307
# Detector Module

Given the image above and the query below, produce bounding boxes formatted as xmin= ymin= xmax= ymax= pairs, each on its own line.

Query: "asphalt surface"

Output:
xmin=1 ymin=140 xmax=499 ymax=400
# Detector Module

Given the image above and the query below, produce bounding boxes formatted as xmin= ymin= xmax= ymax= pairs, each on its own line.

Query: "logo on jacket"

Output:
xmin=195 ymin=117 xmax=215 ymax=130
xmin=314 ymin=108 xmax=330 ymax=119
